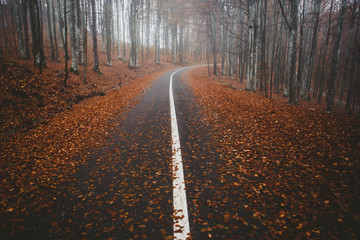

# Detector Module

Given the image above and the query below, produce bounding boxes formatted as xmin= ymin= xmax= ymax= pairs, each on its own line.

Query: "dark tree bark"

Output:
xmin=14 ymin=1 xmax=26 ymax=59
xmin=52 ymin=0 xmax=59 ymax=61
xmin=29 ymin=0 xmax=46 ymax=69
xmin=22 ymin=0 xmax=31 ymax=59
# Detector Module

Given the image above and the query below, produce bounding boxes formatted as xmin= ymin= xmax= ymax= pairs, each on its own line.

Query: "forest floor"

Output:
xmin=185 ymin=67 xmax=360 ymax=239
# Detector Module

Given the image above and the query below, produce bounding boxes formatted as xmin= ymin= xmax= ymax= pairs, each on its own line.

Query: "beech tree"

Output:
xmin=28 ymin=0 xmax=46 ymax=69
xmin=326 ymin=0 xmax=347 ymax=112
xmin=68 ymin=0 xmax=79 ymax=74
xmin=105 ymin=0 xmax=112 ymax=66
xmin=91 ymin=0 xmax=100 ymax=72
xmin=129 ymin=0 xmax=138 ymax=68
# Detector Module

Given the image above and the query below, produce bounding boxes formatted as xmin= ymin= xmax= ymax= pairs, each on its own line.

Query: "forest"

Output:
xmin=0 ymin=0 xmax=359 ymax=114
xmin=1 ymin=0 xmax=360 ymax=239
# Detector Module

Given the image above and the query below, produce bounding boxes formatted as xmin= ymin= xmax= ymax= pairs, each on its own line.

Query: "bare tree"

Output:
xmin=68 ymin=0 xmax=79 ymax=74
xmin=326 ymin=0 xmax=347 ymax=112
xmin=46 ymin=0 xmax=56 ymax=60
xmin=129 ymin=0 xmax=139 ymax=68
xmin=105 ymin=0 xmax=112 ymax=65
xmin=155 ymin=0 xmax=162 ymax=64
xmin=91 ymin=0 xmax=100 ymax=72
xmin=247 ymin=0 xmax=257 ymax=91
xmin=28 ymin=0 xmax=46 ymax=69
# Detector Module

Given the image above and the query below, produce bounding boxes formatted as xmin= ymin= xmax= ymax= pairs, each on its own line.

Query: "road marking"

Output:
xmin=169 ymin=69 xmax=190 ymax=239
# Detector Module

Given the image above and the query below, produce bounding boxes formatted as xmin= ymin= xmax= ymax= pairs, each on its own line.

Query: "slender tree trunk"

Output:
xmin=209 ymin=9 xmax=217 ymax=75
xmin=46 ymin=0 xmax=56 ymax=60
xmin=83 ymin=0 xmax=88 ymax=83
xmin=129 ymin=0 xmax=138 ymax=68
xmin=326 ymin=0 xmax=347 ymax=112
xmin=179 ymin=26 xmax=184 ymax=63
xmin=339 ymin=0 xmax=357 ymax=105
xmin=155 ymin=0 xmax=161 ymax=64
xmin=304 ymin=0 xmax=321 ymax=100
xmin=172 ymin=24 xmax=177 ymax=64
xmin=64 ymin=0 xmax=69 ymax=84
xmin=75 ymin=0 xmax=83 ymax=64
xmin=105 ymin=0 xmax=112 ymax=65
xmin=122 ymin=0 xmax=126 ymax=60
xmin=141 ymin=1 xmax=144 ymax=62
xmin=285 ymin=0 xmax=298 ymax=105
xmin=117 ymin=0 xmax=122 ymax=59
xmin=29 ymin=0 xmax=45 ymax=68
xmin=51 ymin=0 xmax=59 ymax=61
xmin=68 ymin=0 xmax=79 ymax=73
xmin=14 ymin=1 xmax=26 ymax=59
xmin=317 ymin=0 xmax=334 ymax=103
xmin=10 ymin=1 xmax=20 ymax=62
xmin=22 ymin=0 xmax=30 ymax=59
xmin=91 ymin=0 xmax=100 ymax=72
xmin=57 ymin=0 xmax=65 ymax=49
xmin=146 ymin=0 xmax=150 ymax=56
xmin=296 ymin=0 xmax=306 ymax=104
xmin=346 ymin=11 xmax=360 ymax=109
xmin=221 ymin=23 xmax=226 ymax=75
xmin=247 ymin=0 xmax=256 ymax=91
xmin=261 ymin=0 xmax=267 ymax=96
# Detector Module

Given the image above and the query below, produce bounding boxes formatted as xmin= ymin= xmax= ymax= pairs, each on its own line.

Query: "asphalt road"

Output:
xmin=2 ymin=67 xmax=259 ymax=239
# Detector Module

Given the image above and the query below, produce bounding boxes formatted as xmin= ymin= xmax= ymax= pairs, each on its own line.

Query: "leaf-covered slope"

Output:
xmin=0 ymin=60 xmax=101 ymax=135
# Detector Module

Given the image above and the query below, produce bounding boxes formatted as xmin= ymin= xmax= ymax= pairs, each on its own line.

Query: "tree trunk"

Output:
xmin=83 ymin=0 xmax=88 ymax=82
xmin=155 ymin=0 xmax=162 ymax=64
xmin=22 ymin=0 xmax=31 ymax=59
xmin=304 ymin=0 xmax=321 ymax=100
xmin=29 ymin=0 xmax=46 ymax=68
xmin=247 ymin=0 xmax=256 ymax=91
xmin=91 ymin=0 xmax=100 ymax=72
xmin=172 ymin=24 xmax=177 ymax=64
xmin=339 ymin=0 xmax=357 ymax=105
xmin=146 ymin=0 xmax=150 ymax=56
xmin=129 ymin=0 xmax=138 ymax=68
xmin=75 ymin=0 xmax=83 ymax=64
xmin=346 ymin=10 xmax=360 ymax=109
xmin=68 ymin=0 xmax=79 ymax=74
xmin=46 ymin=0 xmax=55 ymax=60
xmin=221 ymin=23 xmax=226 ymax=75
xmin=285 ymin=0 xmax=298 ymax=105
xmin=179 ymin=26 xmax=184 ymax=63
xmin=105 ymin=0 xmax=112 ymax=65
xmin=117 ymin=0 xmax=122 ymax=60
xmin=122 ymin=0 xmax=126 ymax=60
xmin=326 ymin=0 xmax=347 ymax=112
xmin=14 ymin=1 xmax=26 ymax=59
xmin=64 ymin=0 xmax=69 ymax=84
xmin=208 ymin=8 xmax=217 ymax=75
xmin=51 ymin=0 xmax=59 ymax=61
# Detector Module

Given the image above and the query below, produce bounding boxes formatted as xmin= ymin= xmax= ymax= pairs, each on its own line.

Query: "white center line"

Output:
xmin=169 ymin=68 xmax=190 ymax=240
